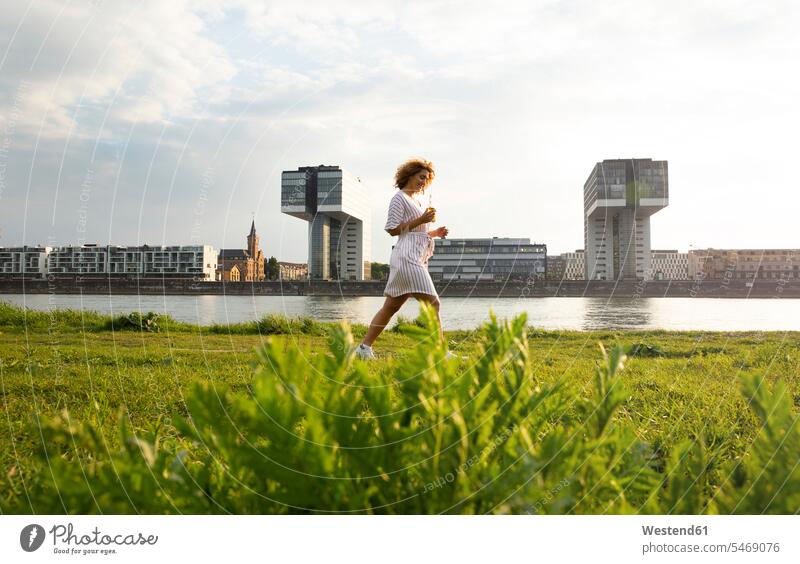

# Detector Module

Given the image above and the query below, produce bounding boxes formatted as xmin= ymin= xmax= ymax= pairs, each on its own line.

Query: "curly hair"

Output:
xmin=394 ymin=158 xmax=435 ymax=191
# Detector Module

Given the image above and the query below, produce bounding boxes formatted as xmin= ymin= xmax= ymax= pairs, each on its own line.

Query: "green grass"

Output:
xmin=1 ymin=302 xmax=799 ymax=514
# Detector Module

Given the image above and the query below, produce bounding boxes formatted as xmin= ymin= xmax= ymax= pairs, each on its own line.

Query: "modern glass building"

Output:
xmin=281 ymin=165 xmax=371 ymax=280
xmin=427 ymin=238 xmax=546 ymax=282
xmin=583 ymin=158 xmax=668 ymax=280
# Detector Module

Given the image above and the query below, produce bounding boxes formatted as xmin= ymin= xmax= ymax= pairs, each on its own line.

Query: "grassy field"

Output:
xmin=1 ymin=303 xmax=799 ymax=514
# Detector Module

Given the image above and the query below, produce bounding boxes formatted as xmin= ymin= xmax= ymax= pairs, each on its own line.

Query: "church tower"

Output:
xmin=246 ymin=220 xmax=266 ymax=280
xmin=247 ymin=220 xmax=258 ymax=258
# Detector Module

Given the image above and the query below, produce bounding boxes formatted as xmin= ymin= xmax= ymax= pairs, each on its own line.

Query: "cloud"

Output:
xmin=0 ymin=0 xmax=236 ymax=139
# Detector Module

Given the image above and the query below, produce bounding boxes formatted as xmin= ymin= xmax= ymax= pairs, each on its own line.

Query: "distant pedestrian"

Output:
xmin=356 ymin=158 xmax=457 ymax=360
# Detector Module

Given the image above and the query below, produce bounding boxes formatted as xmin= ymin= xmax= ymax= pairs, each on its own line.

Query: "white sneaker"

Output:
xmin=355 ymin=343 xmax=376 ymax=360
xmin=445 ymin=350 xmax=464 ymax=360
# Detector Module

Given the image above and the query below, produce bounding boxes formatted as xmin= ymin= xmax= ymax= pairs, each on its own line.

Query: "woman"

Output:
xmin=356 ymin=158 xmax=454 ymax=360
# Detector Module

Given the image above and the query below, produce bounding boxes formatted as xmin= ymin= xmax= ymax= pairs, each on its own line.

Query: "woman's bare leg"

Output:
xmin=412 ymin=293 xmax=444 ymax=344
xmin=362 ymin=294 xmax=411 ymax=347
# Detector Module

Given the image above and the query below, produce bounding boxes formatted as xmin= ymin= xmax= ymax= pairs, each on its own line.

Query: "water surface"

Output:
xmin=2 ymin=294 xmax=798 ymax=331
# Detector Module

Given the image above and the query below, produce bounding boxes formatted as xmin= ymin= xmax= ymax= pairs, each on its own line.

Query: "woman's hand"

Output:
xmin=429 ymin=226 xmax=449 ymax=238
xmin=419 ymin=207 xmax=436 ymax=224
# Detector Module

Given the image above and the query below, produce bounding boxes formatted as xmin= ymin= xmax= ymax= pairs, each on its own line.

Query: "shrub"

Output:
xmin=390 ymin=313 xmax=425 ymax=334
xmin=207 ymin=314 xmax=329 ymax=336
xmin=627 ymin=342 xmax=666 ymax=358
xmin=0 ymin=303 xmax=109 ymax=331
xmin=107 ymin=311 xmax=163 ymax=333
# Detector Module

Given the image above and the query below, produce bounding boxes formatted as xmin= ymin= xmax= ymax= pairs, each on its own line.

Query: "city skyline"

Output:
xmin=1 ymin=1 xmax=798 ymax=264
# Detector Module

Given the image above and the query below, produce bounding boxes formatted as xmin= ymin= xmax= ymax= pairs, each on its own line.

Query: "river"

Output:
xmin=2 ymin=294 xmax=799 ymax=331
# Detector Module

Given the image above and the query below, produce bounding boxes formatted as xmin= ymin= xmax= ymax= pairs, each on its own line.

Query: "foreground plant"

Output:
xmin=6 ymin=304 xmax=799 ymax=514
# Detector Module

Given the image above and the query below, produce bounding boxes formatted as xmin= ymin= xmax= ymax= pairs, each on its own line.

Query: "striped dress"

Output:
xmin=383 ymin=190 xmax=438 ymax=298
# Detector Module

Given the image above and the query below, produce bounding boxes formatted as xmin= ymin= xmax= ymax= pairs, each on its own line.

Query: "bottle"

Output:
xmin=425 ymin=191 xmax=436 ymax=223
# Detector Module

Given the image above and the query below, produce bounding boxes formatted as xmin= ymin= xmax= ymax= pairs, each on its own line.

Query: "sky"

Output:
xmin=0 ymin=0 xmax=798 ymax=263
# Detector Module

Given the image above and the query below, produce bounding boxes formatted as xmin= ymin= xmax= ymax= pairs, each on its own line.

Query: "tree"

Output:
xmin=267 ymin=256 xmax=279 ymax=280
xmin=371 ymin=262 xmax=390 ymax=280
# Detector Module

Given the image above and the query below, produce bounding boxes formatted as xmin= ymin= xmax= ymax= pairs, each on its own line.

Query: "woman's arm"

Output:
xmin=386 ymin=217 xmax=423 ymax=237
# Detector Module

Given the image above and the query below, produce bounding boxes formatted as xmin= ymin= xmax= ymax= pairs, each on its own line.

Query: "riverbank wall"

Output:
xmin=1 ymin=278 xmax=798 ymax=298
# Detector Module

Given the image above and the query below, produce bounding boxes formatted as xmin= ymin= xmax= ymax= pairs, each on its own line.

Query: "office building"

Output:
xmin=546 ymin=255 xmax=565 ymax=281
xmin=281 ymin=165 xmax=371 ymax=280
xmin=278 ymin=261 xmax=308 ymax=280
xmin=547 ymin=248 xmax=685 ymax=281
xmin=688 ymin=249 xmax=800 ymax=280
xmin=650 ymin=250 xmax=688 ymax=280
xmin=46 ymin=244 xmax=217 ymax=279
xmin=428 ymin=238 xmax=546 ymax=282
xmin=584 ymin=158 xmax=668 ymax=281
xmin=545 ymin=250 xmax=585 ymax=281
xmin=0 ymin=246 xmax=51 ymax=278
xmin=562 ymin=250 xmax=585 ymax=280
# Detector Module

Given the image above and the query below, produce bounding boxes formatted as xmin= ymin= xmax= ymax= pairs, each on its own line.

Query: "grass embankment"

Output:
xmin=0 ymin=302 xmax=799 ymax=514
